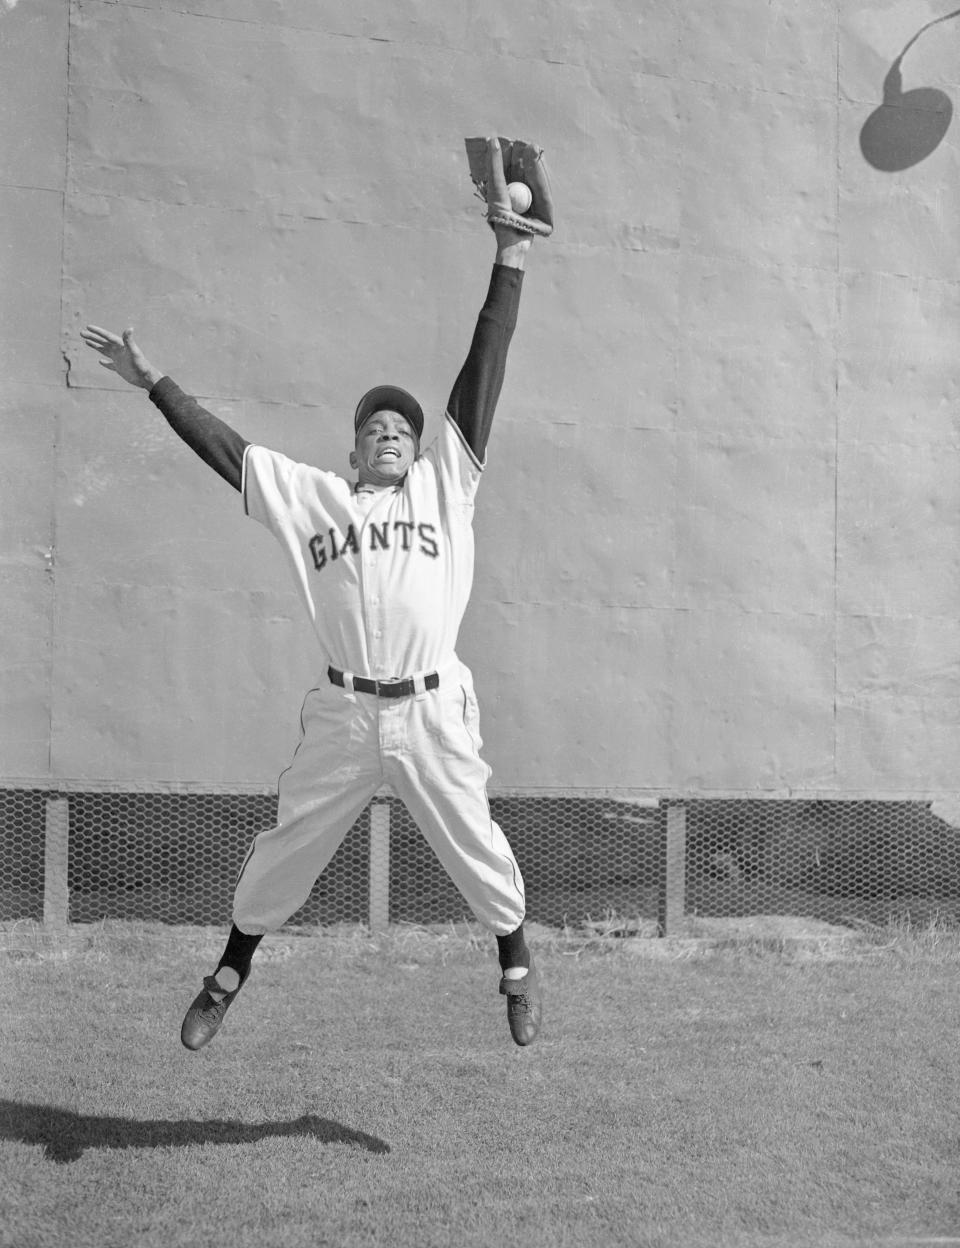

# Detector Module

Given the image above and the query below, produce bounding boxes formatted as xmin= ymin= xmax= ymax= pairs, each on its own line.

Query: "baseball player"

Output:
xmin=81 ymin=136 xmax=554 ymax=1050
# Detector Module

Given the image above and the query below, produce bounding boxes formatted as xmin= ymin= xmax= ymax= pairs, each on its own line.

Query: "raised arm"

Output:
xmin=448 ymin=136 xmax=552 ymax=461
xmin=446 ymin=244 xmax=525 ymax=463
xmin=80 ymin=326 xmax=248 ymax=492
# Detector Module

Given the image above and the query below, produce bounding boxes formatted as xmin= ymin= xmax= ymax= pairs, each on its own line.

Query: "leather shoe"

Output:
xmin=499 ymin=952 xmax=542 ymax=1046
xmin=181 ymin=969 xmax=249 ymax=1051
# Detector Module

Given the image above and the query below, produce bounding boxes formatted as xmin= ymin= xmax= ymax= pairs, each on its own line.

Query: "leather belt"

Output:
xmin=328 ymin=666 xmax=440 ymax=699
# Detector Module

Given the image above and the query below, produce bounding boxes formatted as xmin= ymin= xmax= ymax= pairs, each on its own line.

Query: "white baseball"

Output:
xmin=507 ymin=181 xmax=533 ymax=214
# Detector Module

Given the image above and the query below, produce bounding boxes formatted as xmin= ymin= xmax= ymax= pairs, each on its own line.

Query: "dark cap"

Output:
xmin=353 ymin=385 xmax=424 ymax=441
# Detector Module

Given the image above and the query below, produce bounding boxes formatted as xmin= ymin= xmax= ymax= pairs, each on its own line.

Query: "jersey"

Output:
xmin=242 ymin=414 xmax=482 ymax=679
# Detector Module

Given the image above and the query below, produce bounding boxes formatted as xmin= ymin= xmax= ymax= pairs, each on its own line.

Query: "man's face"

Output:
xmin=350 ymin=409 xmax=419 ymax=486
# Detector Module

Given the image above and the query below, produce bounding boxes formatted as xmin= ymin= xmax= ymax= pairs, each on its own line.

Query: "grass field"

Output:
xmin=2 ymin=919 xmax=959 ymax=1248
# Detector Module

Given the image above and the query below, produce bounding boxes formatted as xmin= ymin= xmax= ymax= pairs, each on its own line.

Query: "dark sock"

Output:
xmin=496 ymin=924 xmax=530 ymax=973
xmin=216 ymin=924 xmax=263 ymax=981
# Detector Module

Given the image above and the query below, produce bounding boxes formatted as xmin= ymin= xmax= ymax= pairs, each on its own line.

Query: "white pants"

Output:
xmin=233 ymin=659 xmax=525 ymax=936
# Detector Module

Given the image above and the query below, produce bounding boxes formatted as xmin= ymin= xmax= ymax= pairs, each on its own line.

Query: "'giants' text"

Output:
xmin=309 ymin=520 xmax=439 ymax=571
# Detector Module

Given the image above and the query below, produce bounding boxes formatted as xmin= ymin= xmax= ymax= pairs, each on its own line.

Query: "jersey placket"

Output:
xmin=356 ymin=499 xmax=410 ymax=760
xmin=357 ymin=495 xmax=395 ymax=682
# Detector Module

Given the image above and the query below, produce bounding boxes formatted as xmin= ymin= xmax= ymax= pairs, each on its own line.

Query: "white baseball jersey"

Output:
xmin=241 ymin=414 xmax=481 ymax=679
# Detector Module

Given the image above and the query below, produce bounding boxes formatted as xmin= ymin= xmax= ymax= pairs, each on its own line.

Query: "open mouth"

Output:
xmin=377 ymin=448 xmax=401 ymax=460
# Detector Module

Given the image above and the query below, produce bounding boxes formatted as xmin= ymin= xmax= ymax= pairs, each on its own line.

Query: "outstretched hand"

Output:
xmin=485 ymin=138 xmax=533 ymax=260
xmin=80 ymin=325 xmax=163 ymax=390
xmin=465 ymin=135 xmax=555 ymax=269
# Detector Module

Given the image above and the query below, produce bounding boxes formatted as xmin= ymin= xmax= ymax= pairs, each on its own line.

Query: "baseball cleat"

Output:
xmin=499 ymin=952 xmax=542 ymax=1047
xmin=180 ymin=969 xmax=248 ymax=1051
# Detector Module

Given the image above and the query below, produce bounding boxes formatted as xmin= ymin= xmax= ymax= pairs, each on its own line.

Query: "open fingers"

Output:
xmin=82 ymin=324 xmax=123 ymax=347
xmin=81 ymin=333 xmax=121 ymax=361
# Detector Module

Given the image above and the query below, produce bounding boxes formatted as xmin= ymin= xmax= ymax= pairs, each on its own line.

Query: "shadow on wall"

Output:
xmin=860 ymin=8 xmax=960 ymax=170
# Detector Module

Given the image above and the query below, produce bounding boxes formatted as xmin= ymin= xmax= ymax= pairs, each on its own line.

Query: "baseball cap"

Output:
xmin=353 ymin=385 xmax=424 ymax=441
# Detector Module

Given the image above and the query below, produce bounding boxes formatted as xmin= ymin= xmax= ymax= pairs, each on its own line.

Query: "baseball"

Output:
xmin=507 ymin=181 xmax=533 ymax=214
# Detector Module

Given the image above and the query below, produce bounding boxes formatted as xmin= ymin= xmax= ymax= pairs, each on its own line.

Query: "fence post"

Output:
xmin=658 ymin=801 xmax=687 ymax=936
xmin=368 ymin=798 xmax=390 ymax=932
xmin=44 ymin=795 xmax=70 ymax=933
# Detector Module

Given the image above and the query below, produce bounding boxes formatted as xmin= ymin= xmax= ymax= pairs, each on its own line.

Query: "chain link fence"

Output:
xmin=2 ymin=789 xmax=960 ymax=933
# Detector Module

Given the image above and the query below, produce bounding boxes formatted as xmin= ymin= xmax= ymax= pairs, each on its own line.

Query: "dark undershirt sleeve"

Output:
xmin=445 ymin=263 xmax=524 ymax=463
xmin=148 ymin=376 xmax=249 ymax=492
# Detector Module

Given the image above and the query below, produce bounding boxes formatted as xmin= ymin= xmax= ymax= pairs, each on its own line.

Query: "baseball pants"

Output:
xmin=232 ymin=658 xmax=526 ymax=935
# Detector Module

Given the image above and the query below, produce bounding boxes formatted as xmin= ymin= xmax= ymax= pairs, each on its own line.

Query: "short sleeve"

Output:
xmin=419 ymin=413 xmax=484 ymax=506
xmin=242 ymin=445 xmax=304 ymax=529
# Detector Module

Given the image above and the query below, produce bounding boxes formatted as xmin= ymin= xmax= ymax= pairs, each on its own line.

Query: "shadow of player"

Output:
xmin=0 ymin=1099 xmax=390 ymax=1164
xmin=860 ymin=8 xmax=960 ymax=171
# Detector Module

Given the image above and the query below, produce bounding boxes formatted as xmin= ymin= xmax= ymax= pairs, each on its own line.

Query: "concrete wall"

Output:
xmin=1 ymin=0 xmax=958 ymax=796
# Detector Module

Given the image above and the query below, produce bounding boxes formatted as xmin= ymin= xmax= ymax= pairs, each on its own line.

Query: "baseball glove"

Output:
xmin=464 ymin=136 xmax=555 ymax=237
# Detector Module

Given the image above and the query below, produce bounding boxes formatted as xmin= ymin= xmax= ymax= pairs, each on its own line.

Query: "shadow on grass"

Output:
xmin=0 ymin=1099 xmax=390 ymax=1164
